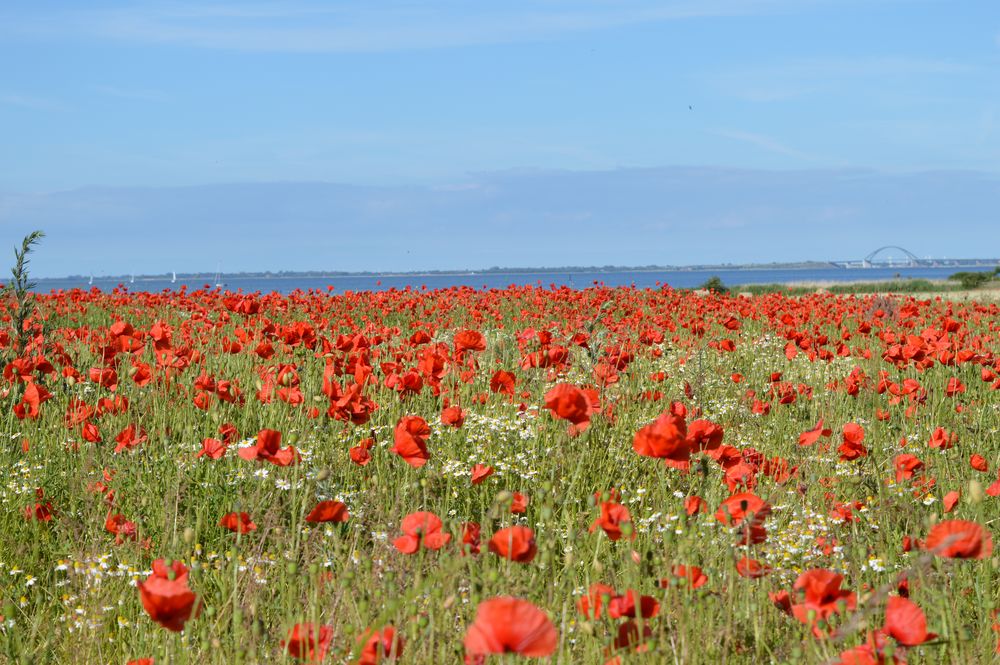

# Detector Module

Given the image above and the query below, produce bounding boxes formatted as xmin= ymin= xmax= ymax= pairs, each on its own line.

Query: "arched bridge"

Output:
xmin=831 ymin=246 xmax=931 ymax=268
xmin=862 ymin=246 xmax=926 ymax=268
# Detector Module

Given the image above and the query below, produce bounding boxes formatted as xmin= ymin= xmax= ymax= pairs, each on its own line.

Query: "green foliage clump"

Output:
xmin=947 ymin=270 xmax=994 ymax=290
xmin=699 ymin=275 xmax=729 ymax=293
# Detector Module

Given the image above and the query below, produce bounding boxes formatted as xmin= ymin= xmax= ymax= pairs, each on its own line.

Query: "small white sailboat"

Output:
xmin=213 ymin=265 xmax=224 ymax=290
xmin=88 ymin=274 xmax=93 ymax=286
xmin=171 ymin=271 xmax=177 ymax=284
xmin=129 ymin=274 xmax=135 ymax=284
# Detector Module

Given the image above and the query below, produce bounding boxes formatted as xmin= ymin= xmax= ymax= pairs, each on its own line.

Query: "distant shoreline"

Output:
xmin=39 ymin=260 xmax=1000 ymax=283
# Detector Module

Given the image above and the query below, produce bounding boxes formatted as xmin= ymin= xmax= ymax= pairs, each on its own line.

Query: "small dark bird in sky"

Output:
xmin=688 ymin=105 xmax=693 ymax=110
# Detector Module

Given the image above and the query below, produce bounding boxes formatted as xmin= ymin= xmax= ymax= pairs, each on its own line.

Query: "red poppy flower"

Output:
xmin=137 ymin=559 xmax=199 ymax=632
xmin=607 ymin=590 xmax=660 ymax=619
xmin=356 ymin=625 xmax=404 ymax=664
xmin=970 ymin=454 xmax=989 ymax=472
xmin=114 ymin=424 xmax=149 ymax=454
xmin=454 ymin=330 xmax=486 ymax=354
xmin=928 ymin=427 xmax=957 ymax=450
xmin=589 ymin=501 xmax=634 ymax=541
xmin=391 ymin=416 xmax=431 ymax=468
xmin=350 ymin=437 xmax=375 ymax=466
xmin=470 ymin=464 xmax=494 ymax=485
xmin=305 ymin=500 xmax=350 ymax=524
xmin=544 ymin=383 xmax=595 ymax=432
xmin=461 ymin=521 xmax=482 ymax=555
xmin=894 ymin=454 xmax=924 ymax=482
xmin=393 ymin=511 xmax=451 ymax=554
xmin=510 ymin=492 xmax=528 ymax=514
xmin=839 ymin=423 xmax=867 ymax=461
xmin=735 ymin=557 xmax=771 ymax=579
xmin=798 ymin=419 xmax=832 ymax=447
xmin=577 ymin=583 xmax=616 ymax=619
xmin=489 ymin=370 xmax=517 ymax=396
xmin=488 ymin=526 xmax=537 ymax=563
xmin=238 ymin=428 xmax=300 ymax=466
xmin=790 ymin=569 xmax=856 ymax=626
xmin=441 ymin=405 xmax=466 ymax=428
xmin=463 ymin=597 xmax=557 ymax=658
xmin=685 ymin=419 xmax=724 ymax=452
xmin=195 ymin=437 xmax=227 ymax=460
xmin=684 ymin=495 xmax=708 ymax=515
xmin=883 ymin=595 xmax=937 ymax=646
xmin=283 ymin=623 xmax=333 ymax=662
xmin=716 ymin=492 xmax=771 ymax=544
xmin=669 ymin=565 xmax=708 ymax=590
xmin=632 ymin=410 xmax=690 ymax=467
xmin=106 ymin=512 xmax=138 ymax=543
xmin=924 ymin=519 xmax=993 ymax=559
xmin=942 ymin=491 xmax=960 ymax=513
xmin=219 ymin=512 xmax=257 ymax=534
xmin=14 ymin=381 xmax=52 ymax=420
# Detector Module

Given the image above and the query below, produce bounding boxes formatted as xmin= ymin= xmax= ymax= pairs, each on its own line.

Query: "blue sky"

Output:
xmin=1 ymin=1 xmax=999 ymax=276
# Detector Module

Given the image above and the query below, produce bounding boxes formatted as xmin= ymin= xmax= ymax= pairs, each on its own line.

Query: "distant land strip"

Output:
xmin=47 ymin=259 xmax=1000 ymax=283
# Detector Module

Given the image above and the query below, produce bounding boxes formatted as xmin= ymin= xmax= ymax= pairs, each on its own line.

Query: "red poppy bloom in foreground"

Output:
xmin=393 ymin=511 xmax=451 ymax=554
xmin=356 ymin=625 xmax=404 ymax=664
xmin=544 ymin=383 xmax=596 ymax=433
xmin=632 ymin=410 xmax=689 ymax=467
xmin=470 ymin=464 xmax=494 ymax=485
xmin=790 ymin=569 xmax=856 ymax=627
xmin=924 ymin=519 xmax=993 ymax=559
xmin=220 ymin=512 xmax=257 ymax=534
xmin=305 ymin=500 xmax=350 ymax=524
xmin=238 ymin=428 xmax=300 ymax=466
xmin=195 ymin=437 xmax=227 ymax=460
xmin=589 ymin=500 xmax=634 ymax=541
xmin=669 ymin=565 xmax=708 ymax=590
xmin=137 ymin=559 xmax=199 ymax=632
xmin=464 ymin=597 xmax=557 ymax=658
xmin=488 ymin=526 xmax=537 ymax=563
xmin=391 ymin=415 xmax=431 ymax=468
xmin=883 ymin=595 xmax=937 ymax=646
xmin=283 ymin=623 xmax=333 ymax=662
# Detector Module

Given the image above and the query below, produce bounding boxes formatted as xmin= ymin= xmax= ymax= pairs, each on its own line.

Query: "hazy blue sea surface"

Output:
xmin=32 ymin=266 xmax=996 ymax=295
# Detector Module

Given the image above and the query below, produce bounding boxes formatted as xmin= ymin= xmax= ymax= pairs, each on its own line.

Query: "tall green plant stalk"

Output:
xmin=3 ymin=230 xmax=45 ymax=358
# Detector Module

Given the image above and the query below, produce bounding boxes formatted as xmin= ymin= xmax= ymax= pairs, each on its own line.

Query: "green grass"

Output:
xmin=0 ymin=286 xmax=998 ymax=663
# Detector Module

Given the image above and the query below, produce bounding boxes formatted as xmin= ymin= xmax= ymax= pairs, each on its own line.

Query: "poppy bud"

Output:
xmin=968 ymin=480 xmax=985 ymax=504
xmin=288 ymin=432 xmax=299 ymax=445
xmin=593 ymin=560 xmax=604 ymax=573
xmin=128 ymin=366 xmax=138 ymax=378
xmin=494 ymin=491 xmax=513 ymax=505
xmin=65 ymin=375 xmax=76 ymax=386
xmin=315 ymin=468 xmax=330 ymax=482
xmin=183 ymin=527 xmax=196 ymax=544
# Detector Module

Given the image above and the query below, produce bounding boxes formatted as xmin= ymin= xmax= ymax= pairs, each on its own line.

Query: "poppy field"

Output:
xmin=2 ymin=283 xmax=1000 ymax=664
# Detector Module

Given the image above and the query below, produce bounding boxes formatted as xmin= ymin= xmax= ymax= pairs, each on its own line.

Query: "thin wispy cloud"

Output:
xmin=711 ymin=56 xmax=974 ymax=101
xmin=710 ymin=129 xmax=820 ymax=162
xmin=0 ymin=92 xmax=65 ymax=111
xmin=93 ymin=85 xmax=171 ymax=102
xmin=5 ymin=0 xmax=842 ymax=53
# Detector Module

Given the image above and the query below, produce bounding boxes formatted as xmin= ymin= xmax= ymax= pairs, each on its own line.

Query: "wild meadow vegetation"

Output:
xmin=2 ymin=248 xmax=1000 ymax=663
